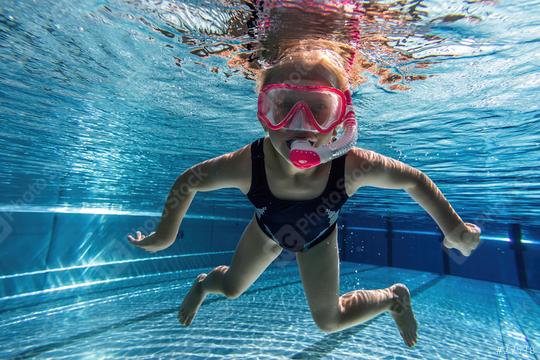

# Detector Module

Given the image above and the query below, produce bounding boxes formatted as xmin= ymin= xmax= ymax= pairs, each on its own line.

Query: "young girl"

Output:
xmin=128 ymin=47 xmax=481 ymax=348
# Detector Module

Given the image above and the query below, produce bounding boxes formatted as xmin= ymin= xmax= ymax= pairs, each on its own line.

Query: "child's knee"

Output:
xmin=223 ymin=277 xmax=243 ymax=299
xmin=312 ymin=309 xmax=340 ymax=333
xmin=314 ymin=317 xmax=339 ymax=333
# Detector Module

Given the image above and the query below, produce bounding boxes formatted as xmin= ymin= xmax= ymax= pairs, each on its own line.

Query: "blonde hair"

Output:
xmin=253 ymin=38 xmax=359 ymax=93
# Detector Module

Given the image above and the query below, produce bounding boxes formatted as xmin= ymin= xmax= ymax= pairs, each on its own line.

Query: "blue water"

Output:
xmin=1 ymin=0 xmax=539 ymax=225
xmin=1 ymin=264 xmax=539 ymax=359
xmin=1 ymin=0 xmax=539 ymax=358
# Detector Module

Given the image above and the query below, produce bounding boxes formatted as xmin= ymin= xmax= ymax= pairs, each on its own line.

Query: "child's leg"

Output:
xmin=295 ymin=229 xmax=418 ymax=347
xmin=178 ymin=215 xmax=282 ymax=326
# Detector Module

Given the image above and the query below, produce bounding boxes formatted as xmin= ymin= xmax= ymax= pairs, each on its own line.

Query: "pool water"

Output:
xmin=2 ymin=261 xmax=538 ymax=359
xmin=1 ymin=0 xmax=539 ymax=358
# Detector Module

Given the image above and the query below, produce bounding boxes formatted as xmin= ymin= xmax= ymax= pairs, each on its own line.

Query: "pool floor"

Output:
xmin=1 ymin=262 xmax=538 ymax=359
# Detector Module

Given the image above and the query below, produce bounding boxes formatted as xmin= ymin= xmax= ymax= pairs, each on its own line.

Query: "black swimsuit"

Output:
xmin=247 ymin=138 xmax=350 ymax=252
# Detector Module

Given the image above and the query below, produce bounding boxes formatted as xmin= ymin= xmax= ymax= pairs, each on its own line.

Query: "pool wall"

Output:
xmin=1 ymin=203 xmax=539 ymax=302
xmin=339 ymin=213 xmax=540 ymax=291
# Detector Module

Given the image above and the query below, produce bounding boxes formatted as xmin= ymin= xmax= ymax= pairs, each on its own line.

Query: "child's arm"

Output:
xmin=347 ymin=148 xmax=481 ymax=256
xmin=128 ymin=145 xmax=251 ymax=252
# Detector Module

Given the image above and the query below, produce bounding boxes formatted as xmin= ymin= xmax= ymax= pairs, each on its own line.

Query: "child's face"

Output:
xmin=260 ymin=58 xmax=342 ymax=165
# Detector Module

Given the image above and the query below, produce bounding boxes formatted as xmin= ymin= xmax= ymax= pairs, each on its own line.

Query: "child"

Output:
xmin=128 ymin=47 xmax=481 ymax=348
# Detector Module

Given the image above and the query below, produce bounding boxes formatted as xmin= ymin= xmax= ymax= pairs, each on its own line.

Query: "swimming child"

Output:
xmin=127 ymin=43 xmax=481 ymax=348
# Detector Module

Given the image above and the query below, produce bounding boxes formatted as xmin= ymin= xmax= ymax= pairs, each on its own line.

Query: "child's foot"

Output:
xmin=388 ymin=283 xmax=418 ymax=347
xmin=178 ymin=273 xmax=208 ymax=326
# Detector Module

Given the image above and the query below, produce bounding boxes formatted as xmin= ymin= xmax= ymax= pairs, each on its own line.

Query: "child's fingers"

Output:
xmin=128 ymin=231 xmax=149 ymax=242
xmin=128 ymin=234 xmax=146 ymax=243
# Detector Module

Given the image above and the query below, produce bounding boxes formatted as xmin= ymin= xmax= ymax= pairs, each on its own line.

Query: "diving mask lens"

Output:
xmin=258 ymin=85 xmax=346 ymax=133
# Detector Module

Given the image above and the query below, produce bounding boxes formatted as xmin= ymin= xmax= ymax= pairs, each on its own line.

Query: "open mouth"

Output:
xmin=286 ymin=139 xmax=316 ymax=149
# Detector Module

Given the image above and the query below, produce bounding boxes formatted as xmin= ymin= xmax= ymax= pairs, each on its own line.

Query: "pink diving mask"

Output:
xmin=257 ymin=83 xmax=358 ymax=169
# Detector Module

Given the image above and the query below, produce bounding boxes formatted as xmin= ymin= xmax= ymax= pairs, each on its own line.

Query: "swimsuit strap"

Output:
xmin=249 ymin=137 xmax=268 ymax=193
xmin=325 ymin=153 xmax=349 ymax=199
xmin=250 ymin=137 xmax=265 ymax=161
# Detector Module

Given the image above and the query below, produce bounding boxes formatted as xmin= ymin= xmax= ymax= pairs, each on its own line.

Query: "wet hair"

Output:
xmin=254 ymin=39 xmax=358 ymax=93
xmin=256 ymin=51 xmax=348 ymax=92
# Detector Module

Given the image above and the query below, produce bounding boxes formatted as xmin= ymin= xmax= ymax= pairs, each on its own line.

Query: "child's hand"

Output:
xmin=127 ymin=231 xmax=164 ymax=253
xmin=443 ymin=222 xmax=481 ymax=257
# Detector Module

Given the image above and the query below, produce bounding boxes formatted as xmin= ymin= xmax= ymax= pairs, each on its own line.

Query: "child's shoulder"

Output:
xmin=192 ymin=142 xmax=252 ymax=193
xmin=212 ymin=142 xmax=252 ymax=167
xmin=346 ymin=146 xmax=381 ymax=164
xmin=348 ymin=146 xmax=405 ymax=163
xmin=196 ymin=142 xmax=252 ymax=171
xmin=344 ymin=147 xmax=392 ymax=193
xmin=344 ymin=146 xmax=423 ymax=191
xmin=345 ymin=146 xmax=409 ymax=175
